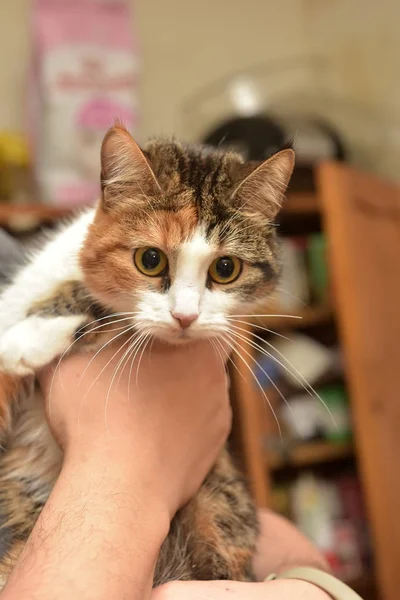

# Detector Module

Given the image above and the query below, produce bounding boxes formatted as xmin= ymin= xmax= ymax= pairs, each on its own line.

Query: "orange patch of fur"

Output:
xmin=188 ymin=490 xmax=253 ymax=581
xmin=134 ymin=206 xmax=197 ymax=251
xmin=0 ymin=374 xmax=19 ymax=429
xmin=80 ymin=204 xmax=198 ymax=307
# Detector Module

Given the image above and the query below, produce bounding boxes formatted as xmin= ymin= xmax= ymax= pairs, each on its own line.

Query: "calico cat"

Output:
xmin=0 ymin=126 xmax=294 ymax=586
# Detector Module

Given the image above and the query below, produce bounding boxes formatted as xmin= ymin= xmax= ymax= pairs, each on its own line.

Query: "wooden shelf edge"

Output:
xmin=0 ymin=193 xmax=318 ymax=227
xmin=267 ymin=439 xmax=354 ymax=470
xmin=0 ymin=204 xmax=85 ymax=231
xmin=283 ymin=192 xmax=320 ymax=215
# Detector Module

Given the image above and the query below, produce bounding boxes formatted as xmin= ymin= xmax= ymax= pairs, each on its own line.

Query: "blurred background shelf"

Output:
xmin=267 ymin=440 xmax=354 ymax=470
xmin=283 ymin=192 xmax=319 ymax=215
xmin=231 ymin=161 xmax=400 ymax=600
xmin=0 ymin=204 xmax=73 ymax=232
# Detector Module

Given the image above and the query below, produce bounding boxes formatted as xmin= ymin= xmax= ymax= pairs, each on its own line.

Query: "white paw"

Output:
xmin=0 ymin=315 xmax=84 ymax=376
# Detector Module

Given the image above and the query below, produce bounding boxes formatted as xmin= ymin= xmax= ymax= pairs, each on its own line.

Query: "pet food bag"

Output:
xmin=29 ymin=0 xmax=139 ymax=206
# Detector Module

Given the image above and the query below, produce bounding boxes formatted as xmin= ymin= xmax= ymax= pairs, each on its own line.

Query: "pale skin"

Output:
xmin=1 ymin=340 xmax=329 ymax=600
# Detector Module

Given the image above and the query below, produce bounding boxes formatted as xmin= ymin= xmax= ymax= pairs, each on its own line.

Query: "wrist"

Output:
xmin=65 ymin=433 xmax=186 ymax=520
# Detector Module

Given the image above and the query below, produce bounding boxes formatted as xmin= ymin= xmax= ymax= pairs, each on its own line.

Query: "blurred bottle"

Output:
xmin=275 ymin=237 xmax=310 ymax=310
xmin=291 ymin=472 xmax=341 ymax=573
xmin=319 ymin=383 xmax=352 ymax=443
xmin=0 ymin=132 xmax=36 ymax=205
xmin=291 ymin=472 xmax=365 ymax=580
xmin=307 ymin=233 xmax=330 ymax=304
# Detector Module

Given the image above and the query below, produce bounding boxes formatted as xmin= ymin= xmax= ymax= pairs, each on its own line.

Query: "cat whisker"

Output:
xmin=80 ymin=331 xmax=146 ymax=429
xmin=263 ymin=337 xmax=336 ymax=427
xmin=127 ymin=329 xmax=153 ymax=403
xmin=134 ymin=333 xmax=152 ymax=389
xmin=209 ymin=338 xmax=226 ymax=375
xmin=273 ymin=285 xmax=306 ymax=305
xmin=73 ymin=316 xmax=137 ymax=348
xmin=77 ymin=325 xmax=138 ymax=405
xmin=114 ymin=328 xmax=151 ymax=390
xmin=76 ymin=313 xmax=140 ymax=333
xmin=52 ymin=315 xmax=139 ymax=389
xmin=107 ymin=327 xmax=151 ymax=407
xmin=48 ymin=320 xmax=137 ymax=419
xmin=226 ymin=314 xmax=301 ymax=320
xmin=225 ymin=327 xmax=295 ymax=422
xmin=226 ymin=318 xmax=291 ymax=341
xmin=214 ymin=335 xmax=247 ymax=384
xmin=77 ymin=324 xmax=137 ymax=387
xmin=227 ymin=323 xmax=336 ymax=425
xmin=222 ymin=333 xmax=282 ymax=438
xmin=103 ymin=331 xmax=144 ymax=433
xmin=148 ymin=335 xmax=156 ymax=360
xmin=211 ymin=335 xmax=250 ymax=391
xmin=118 ymin=323 xmax=152 ymax=390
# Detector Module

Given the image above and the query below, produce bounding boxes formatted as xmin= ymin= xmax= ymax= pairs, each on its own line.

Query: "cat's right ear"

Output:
xmin=100 ymin=125 xmax=161 ymax=210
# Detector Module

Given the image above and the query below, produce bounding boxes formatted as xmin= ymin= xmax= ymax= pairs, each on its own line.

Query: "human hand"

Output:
xmin=152 ymin=579 xmax=332 ymax=600
xmin=39 ymin=338 xmax=231 ymax=517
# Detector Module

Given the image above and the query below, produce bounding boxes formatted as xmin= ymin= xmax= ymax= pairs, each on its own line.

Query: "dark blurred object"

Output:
xmin=203 ymin=115 xmax=286 ymax=160
xmin=307 ymin=233 xmax=330 ymax=304
xmin=0 ymin=229 xmax=24 ymax=284
xmin=203 ymin=114 xmax=346 ymax=193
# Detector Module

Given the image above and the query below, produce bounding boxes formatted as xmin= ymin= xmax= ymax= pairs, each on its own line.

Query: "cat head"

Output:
xmin=80 ymin=126 xmax=294 ymax=343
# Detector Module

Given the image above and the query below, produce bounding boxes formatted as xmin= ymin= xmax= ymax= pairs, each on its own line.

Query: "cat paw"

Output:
xmin=0 ymin=315 xmax=85 ymax=376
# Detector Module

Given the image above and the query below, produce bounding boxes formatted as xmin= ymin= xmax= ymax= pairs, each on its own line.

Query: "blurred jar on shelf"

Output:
xmin=0 ymin=132 xmax=37 ymax=205
xmin=274 ymin=237 xmax=310 ymax=311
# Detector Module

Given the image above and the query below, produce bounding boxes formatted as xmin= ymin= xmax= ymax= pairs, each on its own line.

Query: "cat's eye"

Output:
xmin=208 ymin=256 xmax=242 ymax=284
xmin=134 ymin=247 xmax=168 ymax=277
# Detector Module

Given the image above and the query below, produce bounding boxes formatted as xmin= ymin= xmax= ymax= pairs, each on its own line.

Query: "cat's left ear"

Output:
xmin=232 ymin=149 xmax=295 ymax=220
xmin=100 ymin=125 xmax=161 ymax=210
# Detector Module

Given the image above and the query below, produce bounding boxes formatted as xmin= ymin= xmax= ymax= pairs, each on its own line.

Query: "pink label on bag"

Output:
xmin=29 ymin=0 xmax=139 ymax=206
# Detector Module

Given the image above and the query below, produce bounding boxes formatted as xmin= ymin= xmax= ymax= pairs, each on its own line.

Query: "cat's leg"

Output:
xmin=0 ymin=280 xmax=108 ymax=377
xmin=0 ymin=314 xmax=86 ymax=376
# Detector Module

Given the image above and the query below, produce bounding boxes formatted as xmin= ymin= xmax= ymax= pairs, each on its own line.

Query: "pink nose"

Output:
xmin=171 ymin=312 xmax=198 ymax=330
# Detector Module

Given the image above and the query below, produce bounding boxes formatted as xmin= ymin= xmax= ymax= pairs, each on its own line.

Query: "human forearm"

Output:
xmin=152 ymin=578 xmax=331 ymax=600
xmin=2 ymin=444 xmax=169 ymax=600
xmin=0 ymin=339 xmax=230 ymax=599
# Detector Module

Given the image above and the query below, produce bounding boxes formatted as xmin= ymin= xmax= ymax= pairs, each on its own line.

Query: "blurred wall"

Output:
xmin=0 ymin=0 xmax=398 ymax=178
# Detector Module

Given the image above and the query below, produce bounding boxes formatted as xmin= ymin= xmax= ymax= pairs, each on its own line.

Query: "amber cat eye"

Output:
xmin=134 ymin=247 xmax=168 ymax=277
xmin=208 ymin=256 xmax=242 ymax=284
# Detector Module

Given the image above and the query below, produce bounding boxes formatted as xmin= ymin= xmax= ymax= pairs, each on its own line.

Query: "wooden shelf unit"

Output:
xmin=283 ymin=191 xmax=320 ymax=215
xmin=230 ymin=161 xmax=400 ymax=600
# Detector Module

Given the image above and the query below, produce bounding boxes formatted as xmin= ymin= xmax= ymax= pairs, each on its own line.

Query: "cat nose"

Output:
xmin=171 ymin=311 xmax=199 ymax=330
